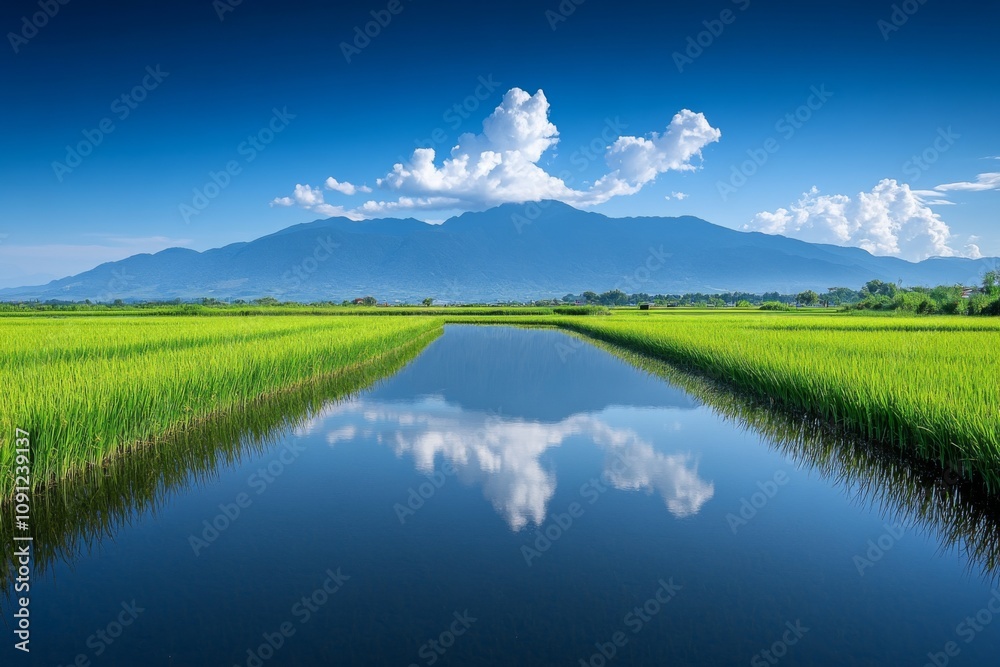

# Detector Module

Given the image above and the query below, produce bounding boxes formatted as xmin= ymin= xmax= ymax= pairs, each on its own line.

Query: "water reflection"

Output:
xmin=298 ymin=396 xmax=715 ymax=529
xmin=3 ymin=324 xmax=1000 ymax=595
xmin=598 ymin=337 xmax=1000 ymax=577
xmin=0 ymin=329 xmax=441 ymax=593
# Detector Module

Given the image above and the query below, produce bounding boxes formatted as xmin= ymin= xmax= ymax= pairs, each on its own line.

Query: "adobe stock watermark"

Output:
xmin=52 ymin=65 xmax=170 ymax=182
xmin=54 ymin=600 xmax=145 ymax=667
xmin=577 ymin=578 xmax=682 ymax=667
xmin=213 ymin=0 xmax=244 ymax=21
xmin=877 ymin=0 xmax=930 ymax=41
xmin=7 ymin=0 xmax=71 ymax=54
xmin=97 ymin=267 xmax=135 ymax=303
xmin=340 ymin=0 xmax=416 ymax=63
xmin=852 ymin=518 xmax=912 ymax=576
xmin=615 ymin=246 xmax=671 ymax=295
xmin=902 ymin=127 xmax=959 ymax=183
xmin=750 ymin=620 xmax=810 ymax=666
xmin=672 ymin=0 xmax=751 ymax=73
xmin=407 ymin=610 xmax=477 ymax=667
xmin=179 ymin=106 xmax=295 ymax=224
xmin=521 ymin=450 xmax=635 ymax=565
xmin=553 ymin=243 xmax=670 ymax=363
xmin=920 ymin=589 xmax=1000 ymax=667
xmin=725 ymin=469 xmax=789 ymax=534
xmin=281 ymin=235 xmax=340 ymax=292
xmin=393 ymin=460 xmax=457 ymax=524
xmin=545 ymin=0 xmax=586 ymax=31
xmin=233 ymin=568 xmax=350 ymax=667
xmin=510 ymin=116 xmax=629 ymax=234
xmin=716 ymin=85 xmax=833 ymax=201
xmin=400 ymin=74 xmax=502 ymax=166
xmin=188 ymin=440 xmax=305 ymax=556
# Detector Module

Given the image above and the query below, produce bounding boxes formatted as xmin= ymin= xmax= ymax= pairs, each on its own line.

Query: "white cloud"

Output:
xmin=272 ymin=87 xmax=720 ymax=219
xmin=269 ymin=183 xmax=362 ymax=220
xmin=324 ymin=177 xmax=372 ymax=195
xmin=935 ymin=172 xmax=1000 ymax=192
xmin=746 ymin=179 xmax=973 ymax=261
xmin=665 ymin=191 xmax=689 ymax=200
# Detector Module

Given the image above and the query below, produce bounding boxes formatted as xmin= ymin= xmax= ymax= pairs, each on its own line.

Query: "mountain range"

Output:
xmin=2 ymin=201 xmax=994 ymax=303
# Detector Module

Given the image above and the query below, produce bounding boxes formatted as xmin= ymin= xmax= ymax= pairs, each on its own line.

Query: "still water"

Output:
xmin=5 ymin=325 xmax=1000 ymax=666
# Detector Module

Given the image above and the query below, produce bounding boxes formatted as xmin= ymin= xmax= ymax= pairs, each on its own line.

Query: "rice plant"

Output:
xmin=555 ymin=311 xmax=1000 ymax=490
xmin=0 ymin=315 xmax=443 ymax=495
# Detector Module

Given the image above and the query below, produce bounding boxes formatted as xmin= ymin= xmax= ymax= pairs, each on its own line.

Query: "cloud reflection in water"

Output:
xmin=296 ymin=396 xmax=714 ymax=530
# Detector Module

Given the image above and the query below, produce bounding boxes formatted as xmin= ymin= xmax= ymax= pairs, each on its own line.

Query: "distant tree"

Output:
xmin=253 ymin=296 xmax=280 ymax=306
xmin=581 ymin=291 xmax=599 ymax=304
xmin=597 ymin=290 xmax=628 ymax=306
xmin=760 ymin=301 xmax=793 ymax=311
xmin=735 ymin=299 xmax=752 ymax=308
xmin=631 ymin=292 xmax=651 ymax=304
xmin=361 ymin=296 xmax=377 ymax=306
xmin=796 ymin=290 xmax=820 ymax=306
xmin=983 ymin=270 xmax=1000 ymax=296
xmin=422 ymin=297 xmax=434 ymax=307
xmin=862 ymin=280 xmax=896 ymax=298
xmin=826 ymin=286 xmax=859 ymax=306
xmin=929 ymin=285 xmax=962 ymax=302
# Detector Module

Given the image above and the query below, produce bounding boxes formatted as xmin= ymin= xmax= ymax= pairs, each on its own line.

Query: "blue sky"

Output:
xmin=2 ymin=0 xmax=998 ymax=286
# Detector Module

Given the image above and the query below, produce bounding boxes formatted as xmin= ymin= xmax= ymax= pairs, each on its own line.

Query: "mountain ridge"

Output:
xmin=1 ymin=201 xmax=994 ymax=302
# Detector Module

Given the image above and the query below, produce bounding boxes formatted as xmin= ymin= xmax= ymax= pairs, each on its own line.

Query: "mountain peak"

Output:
xmin=0 ymin=203 xmax=994 ymax=302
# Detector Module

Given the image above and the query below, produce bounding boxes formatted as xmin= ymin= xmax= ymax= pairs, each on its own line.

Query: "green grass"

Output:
xmin=0 ymin=304 xmax=558 ymax=317
xmin=553 ymin=310 xmax=1000 ymax=490
xmin=4 ymin=308 xmax=1000 ymax=498
xmin=0 ymin=325 xmax=440 ymax=589
xmin=0 ymin=315 xmax=443 ymax=495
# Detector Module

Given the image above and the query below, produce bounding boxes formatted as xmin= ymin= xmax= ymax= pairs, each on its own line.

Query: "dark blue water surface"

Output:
xmin=6 ymin=325 xmax=1000 ymax=666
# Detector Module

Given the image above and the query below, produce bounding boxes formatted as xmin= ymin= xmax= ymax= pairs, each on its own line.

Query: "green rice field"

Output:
xmin=3 ymin=308 xmax=1000 ymax=497
xmin=0 ymin=315 xmax=443 ymax=496
xmin=557 ymin=311 xmax=1000 ymax=490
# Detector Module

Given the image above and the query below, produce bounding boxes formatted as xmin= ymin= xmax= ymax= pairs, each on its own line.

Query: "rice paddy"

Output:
xmin=3 ymin=308 xmax=1000 ymax=497
xmin=0 ymin=315 xmax=443 ymax=496
xmin=556 ymin=310 xmax=1000 ymax=490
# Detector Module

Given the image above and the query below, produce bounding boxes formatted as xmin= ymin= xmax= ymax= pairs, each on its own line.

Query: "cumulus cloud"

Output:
xmin=272 ymin=87 xmax=720 ymax=219
xmin=935 ymin=172 xmax=1000 ymax=192
xmin=665 ymin=191 xmax=689 ymax=200
xmin=745 ymin=179 xmax=976 ymax=261
xmin=324 ymin=177 xmax=372 ymax=195
xmin=269 ymin=183 xmax=361 ymax=219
